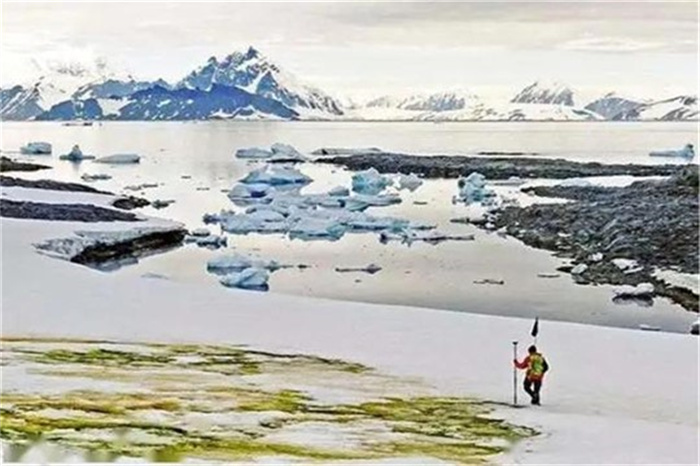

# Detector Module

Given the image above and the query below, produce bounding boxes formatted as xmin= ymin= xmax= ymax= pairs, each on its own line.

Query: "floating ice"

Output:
xmin=269 ymin=143 xmax=307 ymax=163
xmin=649 ymin=143 xmax=695 ymax=159
xmin=186 ymin=234 xmax=227 ymax=249
xmin=397 ymin=173 xmax=423 ymax=191
xmin=207 ymin=253 xmax=280 ymax=274
xmin=380 ymin=229 xmax=475 ymax=246
xmin=289 ymin=218 xmax=346 ymax=241
xmin=219 ymin=267 xmax=270 ymax=291
xmin=235 ymin=147 xmax=274 ymax=159
xmin=613 ymin=283 xmax=655 ymax=299
xmin=95 ymin=153 xmax=141 ymax=164
xmin=19 ymin=141 xmax=52 ymax=155
xmin=328 ymin=186 xmax=350 ymax=197
xmin=190 ymin=228 xmax=211 ymax=237
xmin=241 ymin=165 xmax=312 ymax=186
xmin=228 ymin=183 xmax=274 ymax=202
xmin=59 ymin=145 xmax=95 ymax=162
xmin=344 ymin=193 xmax=401 ymax=212
xmin=352 ymin=168 xmax=392 ymax=195
xmin=457 ymin=172 xmax=496 ymax=204
xmin=220 ymin=210 xmax=288 ymax=235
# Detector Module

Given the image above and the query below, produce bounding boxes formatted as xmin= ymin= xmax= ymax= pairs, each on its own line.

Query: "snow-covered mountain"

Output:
xmin=612 ymin=95 xmax=698 ymax=121
xmin=511 ymin=81 xmax=576 ymax=106
xmin=178 ymin=46 xmax=343 ymax=118
xmin=584 ymin=93 xmax=644 ymax=120
xmin=366 ymin=91 xmax=480 ymax=112
xmin=37 ymin=84 xmax=299 ymax=121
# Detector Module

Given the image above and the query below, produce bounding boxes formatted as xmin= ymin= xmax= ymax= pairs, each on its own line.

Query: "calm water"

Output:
xmin=1 ymin=121 xmax=697 ymax=332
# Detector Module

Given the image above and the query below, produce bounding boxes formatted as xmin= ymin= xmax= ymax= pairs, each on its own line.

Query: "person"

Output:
xmin=514 ymin=345 xmax=549 ymax=405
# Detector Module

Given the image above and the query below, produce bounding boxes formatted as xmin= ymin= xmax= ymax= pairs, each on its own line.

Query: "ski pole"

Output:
xmin=512 ymin=341 xmax=518 ymax=406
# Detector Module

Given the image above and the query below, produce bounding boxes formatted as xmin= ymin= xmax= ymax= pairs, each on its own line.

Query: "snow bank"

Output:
xmin=94 ymin=153 xmax=141 ymax=164
xmin=649 ymin=143 xmax=695 ymax=159
xmin=19 ymin=141 xmax=52 ymax=155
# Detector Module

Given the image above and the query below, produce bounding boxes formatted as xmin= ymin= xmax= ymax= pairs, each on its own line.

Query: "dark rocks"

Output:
xmin=318 ymin=152 xmax=687 ymax=180
xmin=0 ymin=175 xmax=109 ymax=194
xmin=0 ymin=157 xmax=51 ymax=173
xmin=71 ymin=229 xmax=186 ymax=266
xmin=0 ymin=199 xmax=139 ymax=222
xmin=482 ymin=168 xmax=699 ymax=311
xmin=112 ymin=196 xmax=151 ymax=210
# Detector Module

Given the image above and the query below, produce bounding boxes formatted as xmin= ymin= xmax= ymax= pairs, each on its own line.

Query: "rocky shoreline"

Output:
xmin=318 ymin=152 xmax=682 ymax=179
xmin=480 ymin=166 xmax=699 ymax=312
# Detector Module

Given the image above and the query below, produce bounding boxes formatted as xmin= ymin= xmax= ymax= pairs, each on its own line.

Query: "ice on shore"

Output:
xmin=19 ymin=141 xmax=52 ymax=155
xmin=95 ymin=153 xmax=141 ymax=164
xmin=352 ymin=168 xmax=392 ymax=195
xmin=397 ymin=173 xmax=423 ymax=191
xmin=456 ymin=172 xmax=496 ymax=204
xmin=59 ymin=145 xmax=95 ymax=162
xmin=571 ymin=263 xmax=588 ymax=275
xmin=611 ymin=258 xmax=643 ymax=274
xmin=649 ymin=143 xmax=695 ymax=159
xmin=613 ymin=283 xmax=655 ymax=299
xmin=219 ymin=267 xmax=270 ymax=291
xmin=241 ymin=166 xmax=312 ymax=186
xmin=236 ymin=147 xmax=274 ymax=159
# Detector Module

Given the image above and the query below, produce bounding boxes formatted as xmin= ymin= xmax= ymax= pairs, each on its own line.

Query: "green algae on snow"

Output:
xmin=1 ymin=337 xmax=535 ymax=463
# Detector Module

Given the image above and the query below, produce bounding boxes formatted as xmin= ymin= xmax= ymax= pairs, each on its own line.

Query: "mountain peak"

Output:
xmin=512 ymin=80 xmax=575 ymax=106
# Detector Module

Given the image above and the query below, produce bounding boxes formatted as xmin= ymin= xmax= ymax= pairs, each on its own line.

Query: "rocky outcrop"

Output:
xmin=0 ymin=175 xmax=109 ymax=194
xmin=319 ymin=153 xmax=683 ymax=179
xmin=483 ymin=166 xmax=699 ymax=311
xmin=0 ymin=157 xmax=51 ymax=173
xmin=0 ymin=199 xmax=139 ymax=222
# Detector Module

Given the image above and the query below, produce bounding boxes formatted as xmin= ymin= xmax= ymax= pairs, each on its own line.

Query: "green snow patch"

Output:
xmin=1 ymin=337 xmax=534 ymax=463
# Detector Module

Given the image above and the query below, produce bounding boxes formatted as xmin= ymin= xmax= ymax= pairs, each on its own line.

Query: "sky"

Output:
xmin=1 ymin=1 xmax=698 ymax=101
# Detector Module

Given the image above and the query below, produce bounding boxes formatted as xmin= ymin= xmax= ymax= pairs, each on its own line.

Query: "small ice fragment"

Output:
xmin=219 ymin=267 xmax=270 ymax=291
xmin=20 ymin=141 xmax=52 ymax=154
xmin=95 ymin=153 xmax=140 ymax=164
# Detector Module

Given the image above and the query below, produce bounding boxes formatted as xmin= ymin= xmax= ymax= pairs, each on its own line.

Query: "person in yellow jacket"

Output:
xmin=514 ymin=345 xmax=549 ymax=405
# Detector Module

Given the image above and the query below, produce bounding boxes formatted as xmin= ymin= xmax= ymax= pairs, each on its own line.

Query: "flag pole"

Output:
xmin=512 ymin=340 xmax=518 ymax=406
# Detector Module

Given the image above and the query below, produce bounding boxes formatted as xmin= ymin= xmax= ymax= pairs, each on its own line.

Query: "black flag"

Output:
xmin=531 ymin=317 xmax=539 ymax=337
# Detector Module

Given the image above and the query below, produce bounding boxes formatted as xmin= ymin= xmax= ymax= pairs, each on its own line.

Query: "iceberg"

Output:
xmin=289 ymin=218 xmax=346 ymax=241
xmin=59 ymin=145 xmax=95 ymax=162
xmin=235 ymin=147 xmax=274 ymax=159
xmin=19 ymin=141 xmax=52 ymax=155
xmin=397 ymin=173 xmax=423 ymax=191
xmin=649 ymin=143 xmax=695 ymax=159
xmin=207 ymin=253 xmax=279 ymax=274
xmin=241 ymin=165 xmax=312 ymax=186
xmin=457 ymin=172 xmax=495 ymax=204
xmin=228 ymin=183 xmax=274 ymax=202
xmin=95 ymin=153 xmax=141 ymax=164
xmin=219 ymin=267 xmax=270 ymax=291
xmin=220 ymin=211 xmax=288 ymax=235
xmin=328 ymin=186 xmax=350 ymax=197
xmin=352 ymin=168 xmax=392 ymax=194
xmin=269 ymin=143 xmax=307 ymax=163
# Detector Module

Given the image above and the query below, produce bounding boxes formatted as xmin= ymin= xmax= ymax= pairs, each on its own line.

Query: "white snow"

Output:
xmin=649 ymin=143 xmax=695 ymax=159
xmin=96 ymin=98 xmax=126 ymax=117
xmin=652 ymin=269 xmax=700 ymax=295
xmin=19 ymin=141 xmax=52 ymax=155
xmin=2 ymin=187 xmax=698 ymax=464
xmin=611 ymin=258 xmax=643 ymax=273
xmin=94 ymin=153 xmax=141 ymax=164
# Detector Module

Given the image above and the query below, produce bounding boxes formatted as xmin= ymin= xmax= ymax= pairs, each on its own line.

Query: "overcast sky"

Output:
xmin=2 ymin=1 xmax=698 ymax=100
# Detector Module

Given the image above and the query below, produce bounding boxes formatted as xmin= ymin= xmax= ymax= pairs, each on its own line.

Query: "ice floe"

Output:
xmin=219 ymin=267 xmax=270 ymax=291
xmin=95 ymin=153 xmax=141 ymax=164
xmin=241 ymin=165 xmax=312 ymax=186
xmin=206 ymin=253 xmax=281 ymax=274
xmin=352 ymin=168 xmax=392 ymax=195
xmin=396 ymin=173 xmax=423 ymax=191
xmin=649 ymin=143 xmax=695 ymax=159
xmin=19 ymin=141 xmax=52 ymax=155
